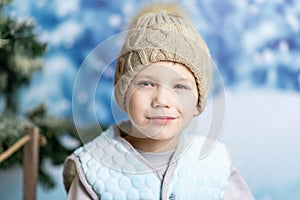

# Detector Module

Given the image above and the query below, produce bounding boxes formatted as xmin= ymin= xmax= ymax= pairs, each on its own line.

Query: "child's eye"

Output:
xmin=174 ymin=84 xmax=188 ymax=89
xmin=138 ymin=81 xmax=155 ymax=87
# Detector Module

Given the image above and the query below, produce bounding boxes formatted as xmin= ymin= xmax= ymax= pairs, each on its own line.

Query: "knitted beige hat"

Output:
xmin=114 ymin=3 xmax=212 ymax=113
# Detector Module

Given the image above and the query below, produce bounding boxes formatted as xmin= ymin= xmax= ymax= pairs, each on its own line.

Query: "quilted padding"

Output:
xmin=67 ymin=125 xmax=231 ymax=200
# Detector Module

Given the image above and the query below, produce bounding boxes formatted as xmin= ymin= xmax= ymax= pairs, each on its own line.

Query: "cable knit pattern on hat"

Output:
xmin=114 ymin=3 xmax=212 ymax=113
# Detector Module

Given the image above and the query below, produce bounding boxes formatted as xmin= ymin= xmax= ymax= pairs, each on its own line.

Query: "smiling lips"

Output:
xmin=147 ymin=116 xmax=177 ymax=124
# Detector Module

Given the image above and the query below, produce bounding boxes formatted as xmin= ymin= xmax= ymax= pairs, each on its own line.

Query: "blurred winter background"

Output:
xmin=1 ymin=0 xmax=300 ymax=199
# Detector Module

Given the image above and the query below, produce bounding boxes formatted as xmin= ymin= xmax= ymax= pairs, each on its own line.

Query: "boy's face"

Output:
xmin=125 ymin=61 xmax=200 ymax=148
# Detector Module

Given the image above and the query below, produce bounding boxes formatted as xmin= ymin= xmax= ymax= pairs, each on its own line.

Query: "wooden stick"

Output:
xmin=0 ymin=134 xmax=31 ymax=163
xmin=23 ymin=126 xmax=39 ymax=200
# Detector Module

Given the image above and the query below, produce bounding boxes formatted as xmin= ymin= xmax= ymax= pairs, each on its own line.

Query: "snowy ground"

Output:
xmin=1 ymin=89 xmax=300 ymax=199
xmin=222 ymin=89 xmax=300 ymax=199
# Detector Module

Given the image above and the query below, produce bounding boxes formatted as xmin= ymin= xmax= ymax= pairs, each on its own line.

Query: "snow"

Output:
xmin=54 ymin=0 xmax=80 ymax=18
xmin=41 ymin=20 xmax=83 ymax=47
xmin=222 ymin=89 xmax=300 ymax=199
xmin=109 ymin=14 xmax=122 ymax=28
xmin=286 ymin=14 xmax=299 ymax=33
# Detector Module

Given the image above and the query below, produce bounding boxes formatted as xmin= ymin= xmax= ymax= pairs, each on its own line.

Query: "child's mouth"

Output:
xmin=147 ymin=116 xmax=177 ymax=124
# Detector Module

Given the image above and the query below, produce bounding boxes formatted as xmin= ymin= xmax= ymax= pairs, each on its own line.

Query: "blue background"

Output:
xmin=1 ymin=0 xmax=300 ymax=199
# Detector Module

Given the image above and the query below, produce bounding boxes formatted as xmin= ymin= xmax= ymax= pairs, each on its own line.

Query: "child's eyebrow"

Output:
xmin=175 ymin=77 xmax=193 ymax=81
xmin=134 ymin=75 xmax=155 ymax=80
xmin=174 ymin=77 xmax=195 ymax=84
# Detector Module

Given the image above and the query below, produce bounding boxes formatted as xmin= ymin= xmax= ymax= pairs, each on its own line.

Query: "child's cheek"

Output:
xmin=176 ymin=92 xmax=198 ymax=108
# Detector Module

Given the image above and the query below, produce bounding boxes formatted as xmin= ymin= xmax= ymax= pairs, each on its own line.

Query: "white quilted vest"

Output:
xmin=64 ymin=124 xmax=231 ymax=200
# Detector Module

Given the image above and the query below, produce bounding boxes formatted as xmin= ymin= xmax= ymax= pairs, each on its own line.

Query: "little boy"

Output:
xmin=63 ymin=3 xmax=254 ymax=200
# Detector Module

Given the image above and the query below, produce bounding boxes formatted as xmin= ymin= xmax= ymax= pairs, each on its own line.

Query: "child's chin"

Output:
xmin=147 ymin=131 xmax=179 ymax=141
xmin=133 ymin=124 xmax=181 ymax=140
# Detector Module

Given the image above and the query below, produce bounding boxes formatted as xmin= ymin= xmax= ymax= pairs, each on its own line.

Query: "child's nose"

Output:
xmin=151 ymin=85 xmax=173 ymax=108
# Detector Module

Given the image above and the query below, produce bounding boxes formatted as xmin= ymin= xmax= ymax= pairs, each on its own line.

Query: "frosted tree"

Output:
xmin=0 ymin=0 xmax=78 ymax=189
